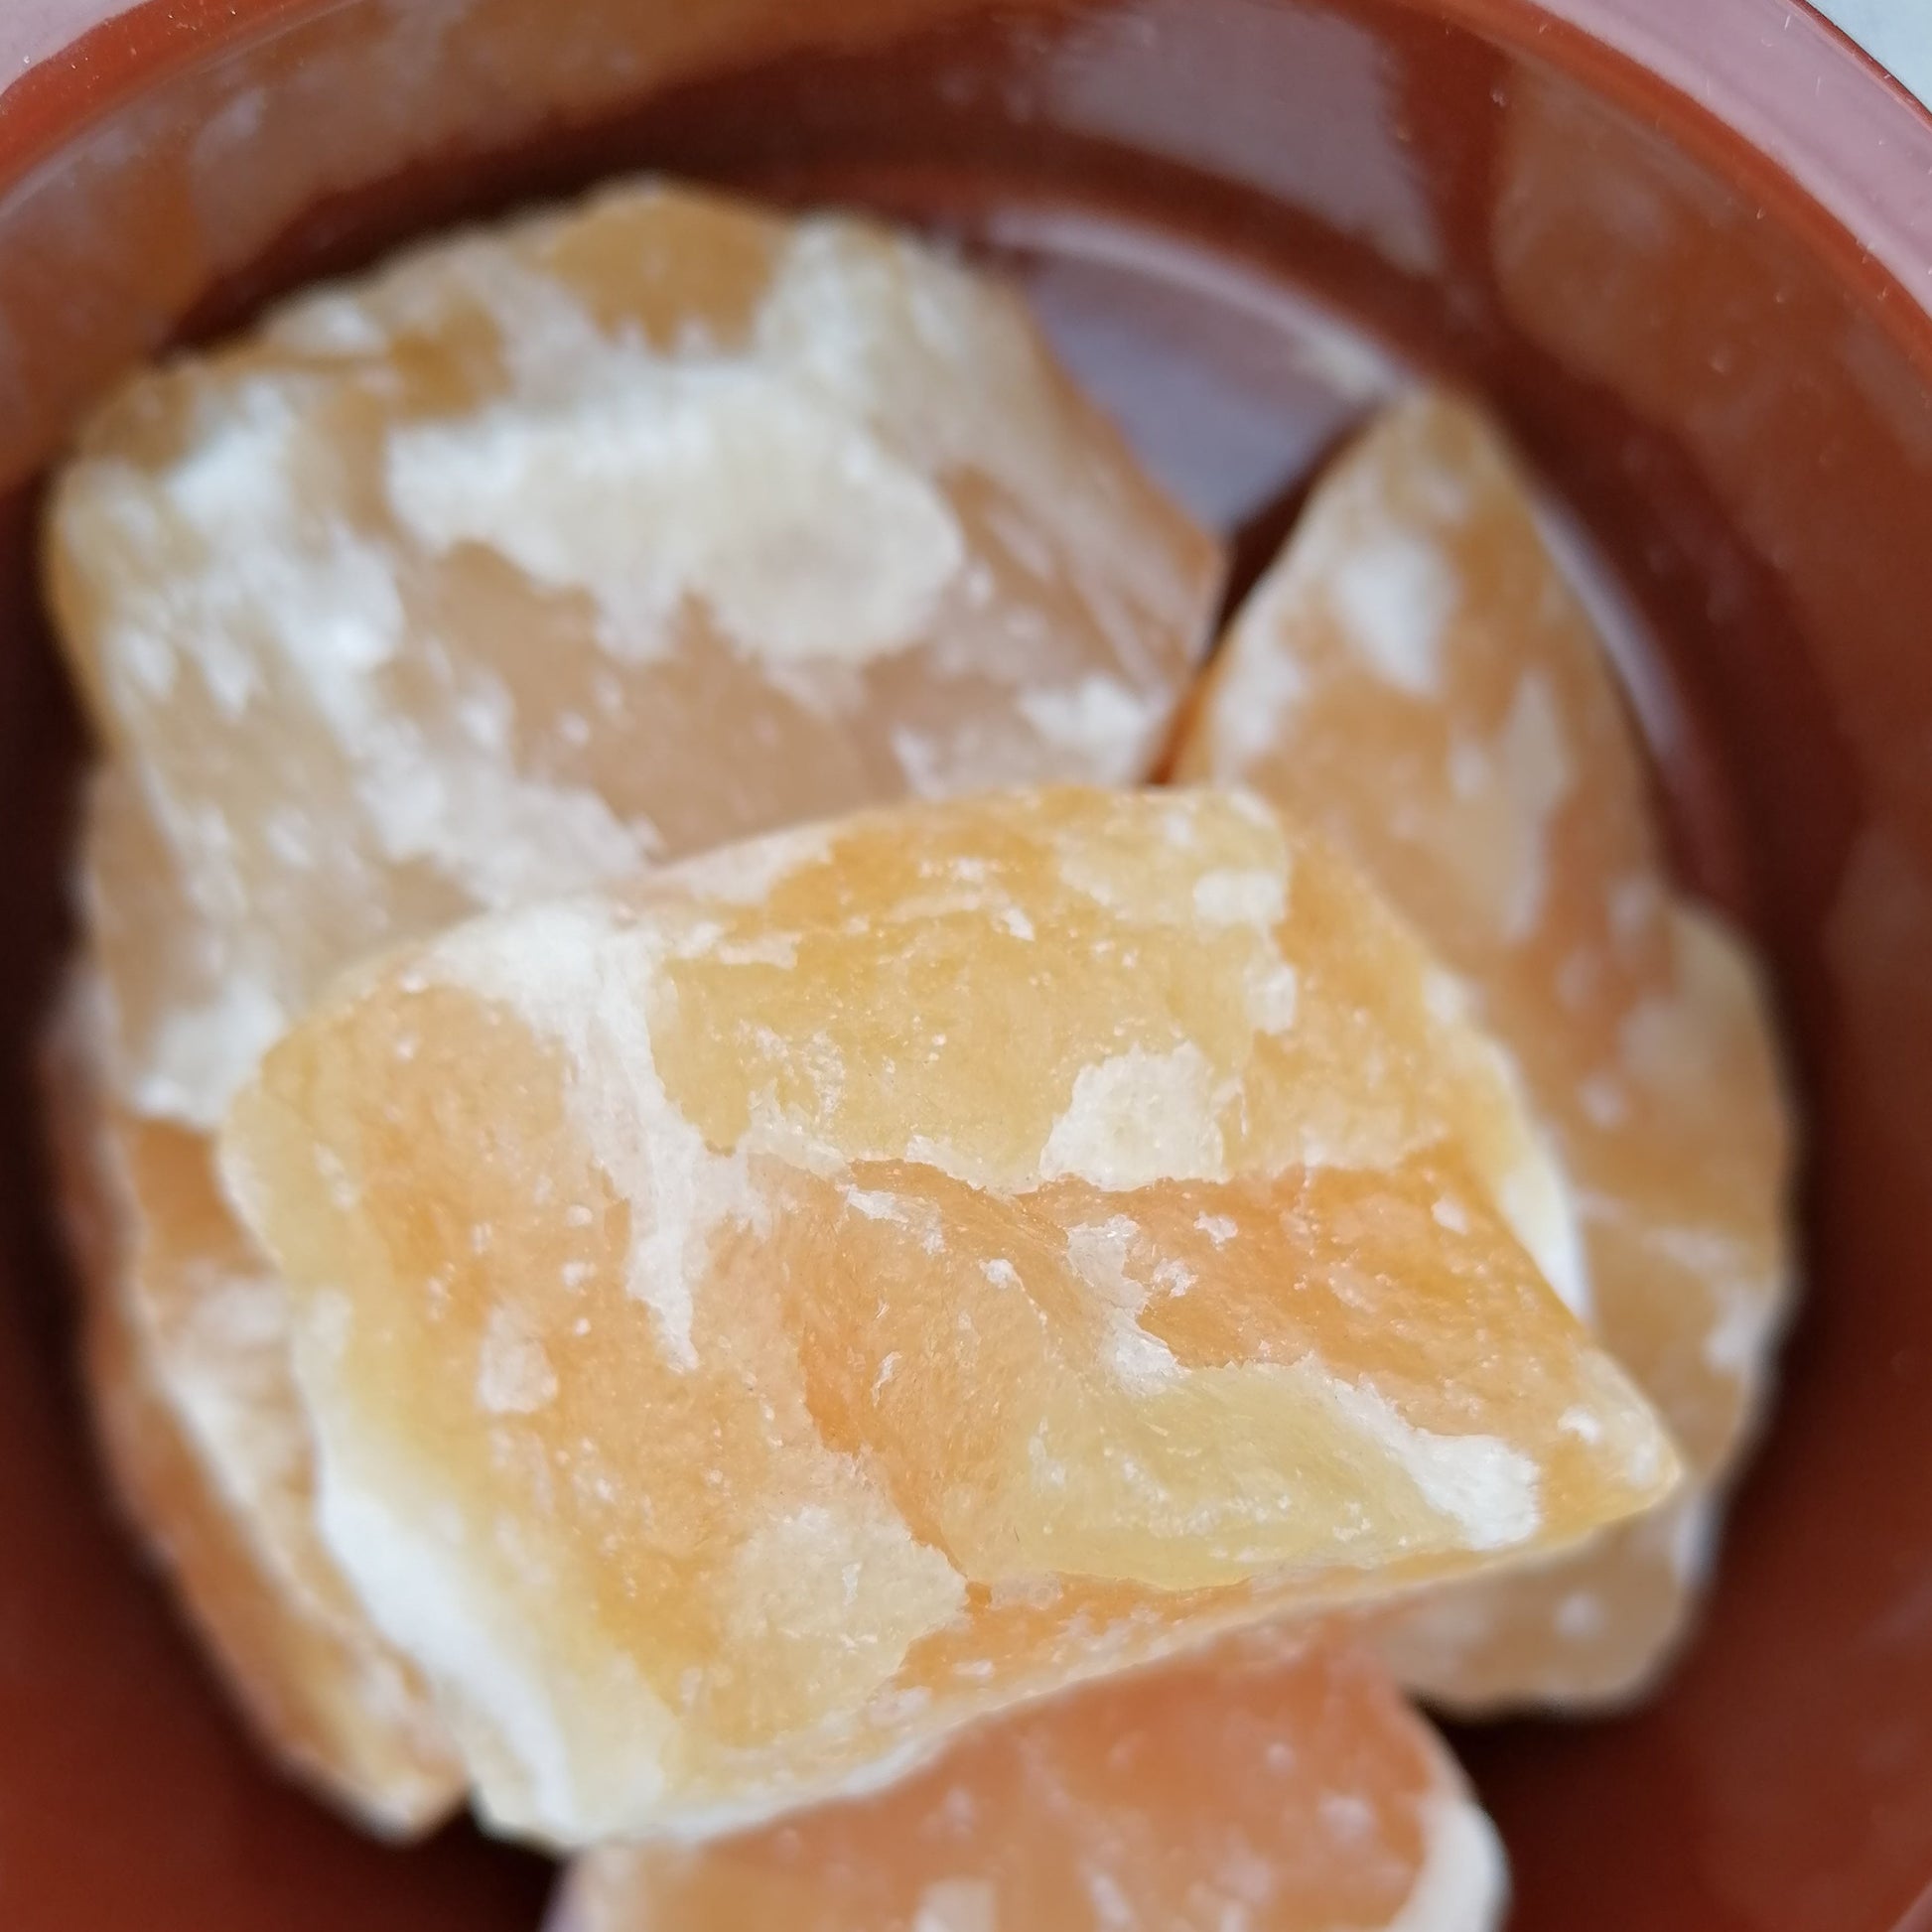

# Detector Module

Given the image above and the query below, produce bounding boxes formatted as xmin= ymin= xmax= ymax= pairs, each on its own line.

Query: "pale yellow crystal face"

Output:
xmin=1173 ymin=392 xmax=1794 ymax=1708
xmin=50 ymin=176 xmax=1224 ymax=1133
xmin=42 ymin=986 xmax=461 ymax=1834
xmin=548 ymin=1641 xmax=1506 ymax=1932
xmin=46 ymin=178 xmax=1222 ymax=1828
xmin=222 ymin=786 xmax=1676 ymax=1844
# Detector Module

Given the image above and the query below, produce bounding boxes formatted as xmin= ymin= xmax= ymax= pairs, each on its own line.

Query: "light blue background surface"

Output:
xmin=1814 ymin=0 xmax=1932 ymax=103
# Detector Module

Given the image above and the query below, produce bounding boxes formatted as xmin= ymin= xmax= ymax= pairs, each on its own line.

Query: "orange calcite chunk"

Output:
xmin=548 ymin=1642 xmax=1507 ymax=1932
xmin=1174 ymin=392 xmax=1794 ymax=1707
xmin=43 ymin=982 xmax=461 ymax=1833
xmin=49 ymin=177 xmax=1223 ymax=1135
xmin=221 ymin=786 xmax=1676 ymax=1844
xmin=45 ymin=180 xmax=1222 ymax=1827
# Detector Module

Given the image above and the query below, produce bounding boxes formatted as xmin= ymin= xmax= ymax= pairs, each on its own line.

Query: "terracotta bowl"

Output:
xmin=3 ymin=2 xmax=1930 ymax=1927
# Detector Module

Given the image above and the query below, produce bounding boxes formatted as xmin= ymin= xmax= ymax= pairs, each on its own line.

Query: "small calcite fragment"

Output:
xmin=221 ymin=786 xmax=1676 ymax=1844
xmin=1173 ymin=391 xmax=1794 ymax=1707
xmin=42 ymin=980 xmax=461 ymax=1833
xmin=547 ymin=1641 xmax=1507 ymax=1932
xmin=45 ymin=180 xmax=1222 ymax=1827
xmin=48 ymin=176 xmax=1224 ymax=1134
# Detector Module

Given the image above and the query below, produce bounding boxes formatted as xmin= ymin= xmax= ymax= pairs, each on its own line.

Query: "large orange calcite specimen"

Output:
xmin=548 ymin=1640 xmax=1506 ymax=1932
xmin=51 ymin=178 xmax=1223 ymax=1135
xmin=1173 ymin=392 xmax=1794 ymax=1708
xmin=44 ymin=181 xmax=1222 ymax=1828
xmin=221 ymin=785 xmax=1677 ymax=1844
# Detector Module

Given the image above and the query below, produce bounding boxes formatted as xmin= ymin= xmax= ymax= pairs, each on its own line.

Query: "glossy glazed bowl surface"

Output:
xmin=2 ymin=4 xmax=1930 ymax=1928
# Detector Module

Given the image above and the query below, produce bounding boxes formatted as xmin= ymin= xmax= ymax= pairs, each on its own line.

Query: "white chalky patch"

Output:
xmin=1492 ymin=669 xmax=1575 ymax=942
xmin=756 ymin=219 xmax=1205 ymax=638
xmin=1018 ymin=675 xmax=1164 ymax=780
xmin=1245 ymin=958 xmax=1301 ymax=1034
xmin=315 ymin=1459 xmax=675 ymax=1843
xmin=1082 ymin=1867 xmax=1135 ymax=1931
xmin=1319 ymin=1791 xmax=1374 ymax=1840
xmin=1326 ymin=530 xmax=1456 ymax=695
xmin=1192 ymin=868 xmax=1286 ymax=927
xmin=1556 ymin=1590 xmax=1607 ymax=1641
xmin=1039 ymin=1043 xmax=1226 ymax=1188
xmin=1578 ymin=1072 xmax=1628 ymax=1128
xmin=672 ymin=817 xmax=834 ymax=905
xmin=1064 ymin=1216 xmax=1181 ymax=1388
xmin=1384 ymin=1787 xmax=1508 ymax=1932
xmin=1494 ymin=1146 xmax=1592 ymax=1326
xmin=1704 ymin=1279 xmax=1776 ymax=1380
xmin=477 ymin=1306 xmax=558 ymax=1415
xmin=135 ymin=973 xmax=289 ymax=1130
xmin=844 ymin=1186 xmax=910 ymax=1225
xmin=356 ymin=718 xmax=646 ymax=908
xmin=428 ymin=899 xmax=745 ymax=1370
xmin=1203 ymin=608 xmax=1310 ymax=771
xmin=1151 ymin=1258 xmax=1195 ymax=1295
xmin=146 ymin=1265 xmax=311 ymax=1536
xmin=96 ymin=383 xmax=404 ymax=730
xmin=723 ymin=1503 xmax=964 ymax=1699
xmin=1325 ymin=1380 xmax=1540 ymax=1551
xmin=388 ymin=358 xmax=964 ymax=670
xmin=912 ymin=1877 xmax=998 ymax=1932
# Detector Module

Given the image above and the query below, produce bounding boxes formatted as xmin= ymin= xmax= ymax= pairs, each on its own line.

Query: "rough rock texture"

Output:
xmin=547 ymin=1640 xmax=1506 ymax=1932
xmin=221 ymin=786 xmax=1677 ymax=1844
xmin=1173 ymin=392 xmax=1794 ymax=1708
xmin=51 ymin=178 xmax=1222 ymax=1135
xmin=44 ymin=180 xmax=1222 ymax=1827
xmin=43 ymin=981 xmax=461 ymax=1834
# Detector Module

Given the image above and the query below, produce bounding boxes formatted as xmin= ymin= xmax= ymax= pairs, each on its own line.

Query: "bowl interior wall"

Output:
xmin=2 ymin=4 xmax=1930 ymax=1928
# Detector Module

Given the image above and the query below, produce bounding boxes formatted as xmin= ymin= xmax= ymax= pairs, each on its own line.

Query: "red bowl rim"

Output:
xmin=0 ymin=0 xmax=1926 ymax=371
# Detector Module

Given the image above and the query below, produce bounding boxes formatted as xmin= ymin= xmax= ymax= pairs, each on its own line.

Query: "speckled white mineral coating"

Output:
xmin=46 ymin=180 xmax=1222 ymax=1832
xmin=221 ymin=786 xmax=1678 ymax=1845
xmin=52 ymin=177 xmax=1223 ymax=1132
xmin=540 ymin=1640 xmax=1507 ymax=1932
xmin=41 ymin=978 xmax=463 ymax=1831
xmin=1175 ymin=390 xmax=1795 ymax=1710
